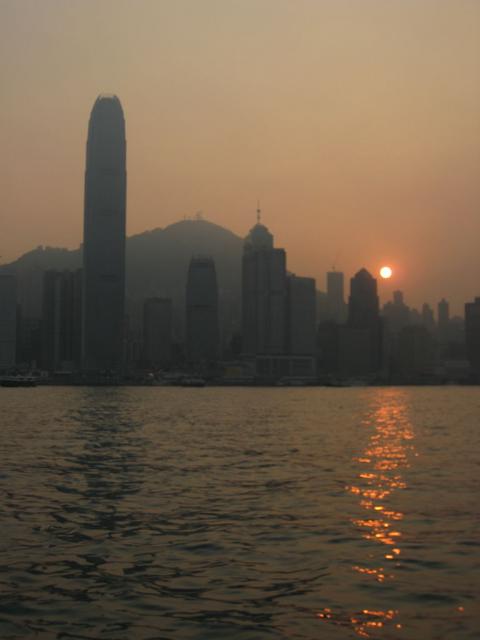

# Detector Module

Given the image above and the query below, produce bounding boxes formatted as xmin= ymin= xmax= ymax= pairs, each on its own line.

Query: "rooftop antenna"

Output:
xmin=331 ymin=250 xmax=341 ymax=271
xmin=256 ymin=199 xmax=261 ymax=224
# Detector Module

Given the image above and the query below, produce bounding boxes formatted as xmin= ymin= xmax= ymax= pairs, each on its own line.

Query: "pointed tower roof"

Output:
xmin=354 ymin=268 xmax=374 ymax=280
xmin=244 ymin=205 xmax=274 ymax=250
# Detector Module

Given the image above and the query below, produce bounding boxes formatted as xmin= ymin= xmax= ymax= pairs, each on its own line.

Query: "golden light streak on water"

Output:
xmin=319 ymin=389 xmax=416 ymax=637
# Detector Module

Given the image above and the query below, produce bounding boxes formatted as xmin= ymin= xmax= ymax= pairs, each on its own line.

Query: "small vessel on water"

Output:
xmin=180 ymin=377 xmax=206 ymax=387
xmin=0 ymin=375 xmax=38 ymax=388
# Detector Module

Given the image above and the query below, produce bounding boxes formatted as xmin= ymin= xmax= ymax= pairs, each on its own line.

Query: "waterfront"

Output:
xmin=0 ymin=387 xmax=479 ymax=639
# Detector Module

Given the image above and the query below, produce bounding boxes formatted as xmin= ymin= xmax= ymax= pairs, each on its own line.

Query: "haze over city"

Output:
xmin=2 ymin=0 xmax=479 ymax=313
xmin=1 ymin=4 xmax=480 ymax=639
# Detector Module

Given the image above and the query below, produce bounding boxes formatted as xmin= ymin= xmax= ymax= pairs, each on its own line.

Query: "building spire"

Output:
xmin=256 ymin=199 xmax=261 ymax=224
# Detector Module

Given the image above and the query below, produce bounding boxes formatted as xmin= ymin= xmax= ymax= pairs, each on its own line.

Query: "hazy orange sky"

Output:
xmin=1 ymin=0 xmax=479 ymax=313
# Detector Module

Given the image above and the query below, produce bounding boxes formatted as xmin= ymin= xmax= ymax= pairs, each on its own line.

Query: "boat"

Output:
xmin=0 ymin=375 xmax=38 ymax=387
xmin=180 ymin=377 xmax=206 ymax=387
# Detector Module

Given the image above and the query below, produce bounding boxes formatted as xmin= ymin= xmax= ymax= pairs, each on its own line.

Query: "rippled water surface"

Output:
xmin=0 ymin=387 xmax=479 ymax=639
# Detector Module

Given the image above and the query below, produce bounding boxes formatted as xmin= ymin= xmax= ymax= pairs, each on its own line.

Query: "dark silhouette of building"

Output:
xmin=186 ymin=257 xmax=219 ymax=365
xmin=242 ymin=217 xmax=287 ymax=356
xmin=143 ymin=298 xmax=173 ymax=368
xmin=382 ymin=290 xmax=411 ymax=335
xmin=348 ymin=269 xmax=379 ymax=328
xmin=437 ymin=298 xmax=450 ymax=341
xmin=339 ymin=268 xmax=383 ymax=376
xmin=326 ymin=270 xmax=348 ymax=323
xmin=396 ymin=325 xmax=435 ymax=379
xmin=438 ymin=298 xmax=449 ymax=329
xmin=83 ymin=95 xmax=126 ymax=371
xmin=41 ymin=270 xmax=82 ymax=372
xmin=316 ymin=289 xmax=328 ymax=324
xmin=465 ymin=297 xmax=480 ymax=376
xmin=421 ymin=303 xmax=435 ymax=333
xmin=287 ymin=275 xmax=316 ymax=356
xmin=317 ymin=321 xmax=340 ymax=374
xmin=241 ymin=214 xmax=317 ymax=379
xmin=382 ymin=290 xmax=411 ymax=376
xmin=0 ymin=274 xmax=17 ymax=370
xmin=16 ymin=312 xmax=41 ymax=368
xmin=286 ymin=274 xmax=317 ymax=377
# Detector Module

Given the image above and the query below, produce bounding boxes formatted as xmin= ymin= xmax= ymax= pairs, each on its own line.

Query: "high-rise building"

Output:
xmin=317 ymin=321 xmax=340 ymax=374
xmin=143 ymin=298 xmax=173 ymax=368
xmin=0 ymin=274 xmax=17 ymax=370
xmin=241 ymin=215 xmax=317 ymax=379
xmin=437 ymin=298 xmax=450 ymax=343
xmin=438 ymin=298 xmax=449 ymax=327
xmin=316 ymin=290 xmax=329 ymax=324
xmin=286 ymin=274 xmax=317 ymax=378
xmin=242 ymin=219 xmax=287 ymax=355
xmin=16 ymin=313 xmax=41 ymax=368
xmin=339 ymin=268 xmax=383 ymax=375
xmin=465 ymin=297 xmax=480 ymax=375
xmin=326 ymin=270 xmax=347 ymax=323
xmin=83 ymin=95 xmax=126 ymax=371
xmin=421 ymin=303 xmax=435 ymax=333
xmin=382 ymin=290 xmax=411 ymax=335
xmin=186 ymin=257 xmax=219 ymax=364
xmin=397 ymin=325 xmax=434 ymax=379
xmin=348 ymin=268 xmax=379 ymax=328
xmin=41 ymin=270 xmax=82 ymax=372
xmin=287 ymin=275 xmax=316 ymax=355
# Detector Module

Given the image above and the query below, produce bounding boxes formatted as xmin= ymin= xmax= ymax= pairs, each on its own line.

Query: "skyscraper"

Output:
xmin=287 ymin=275 xmax=316 ymax=356
xmin=242 ymin=219 xmax=287 ymax=355
xmin=83 ymin=95 xmax=126 ymax=371
xmin=0 ymin=274 xmax=17 ymax=370
xmin=348 ymin=268 xmax=379 ymax=328
xmin=382 ymin=290 xmax=411 ymax=335
xmin=326 ymin=270 xmax=347 ymax=323
xmin=186 ymin=257 xmax=219 ymax=364
xmin=437 ymin=298 xmax=450 ymax=343
xmin=338 ymin=268 xmax=383 ymax=376
xmin=143 ymin=297 xmax=173 ymax=368
xmin=465 ymin=297 xmax=480 ymax=376
xmin=41 ymin=270 xmax=82 ymax=372
xmin=421 ymin=303 xmax=435 ymax=333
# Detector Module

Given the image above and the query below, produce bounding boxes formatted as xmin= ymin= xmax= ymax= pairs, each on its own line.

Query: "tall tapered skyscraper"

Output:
xmin=83 ymin=95 xmax=126 ymax=371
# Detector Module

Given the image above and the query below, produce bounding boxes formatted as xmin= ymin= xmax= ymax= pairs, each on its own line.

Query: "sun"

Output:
xmin=380 ymin=266 xmax=393 ymax=279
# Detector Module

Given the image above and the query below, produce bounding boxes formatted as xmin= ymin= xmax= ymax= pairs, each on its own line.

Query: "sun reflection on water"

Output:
xmin=318 ymin=389 xmax=416 ymax=637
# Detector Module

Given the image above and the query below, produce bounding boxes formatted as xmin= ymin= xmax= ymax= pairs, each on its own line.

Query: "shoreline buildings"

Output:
xmin=0 ymin=93 xmax=478 ymax=383
xmin=465 ymin=297 xmax=480 ymax=377
xmin=143 ymin=298 xmax=173 ymax=369
xmin=0 ymin=274 xmax=17 ymax=370
xmin=41 ymin=270 xmax=82 ymax=372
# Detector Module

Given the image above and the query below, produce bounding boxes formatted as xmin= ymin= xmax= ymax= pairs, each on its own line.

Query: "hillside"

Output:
xmin=0 ymin=219 xmax=244 ymax=337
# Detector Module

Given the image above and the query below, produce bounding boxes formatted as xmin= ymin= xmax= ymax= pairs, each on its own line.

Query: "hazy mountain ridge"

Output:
xmin=0 ymin=219 xmax=243 ymax=336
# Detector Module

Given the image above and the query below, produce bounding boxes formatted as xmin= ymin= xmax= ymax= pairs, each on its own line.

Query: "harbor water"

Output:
xmin=0 ymin=386 xmax=479 ymax=639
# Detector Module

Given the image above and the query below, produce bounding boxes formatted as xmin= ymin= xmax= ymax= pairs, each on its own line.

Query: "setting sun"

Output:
xmin=380 ymin=266 xmax=393 ymax=279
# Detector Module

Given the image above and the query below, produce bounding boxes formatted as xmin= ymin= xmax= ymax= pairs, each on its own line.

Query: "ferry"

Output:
xmin=180 ymin=377 xmax=206 ymax=387
xmin=0 ymin=375 xmax=38 ymax=388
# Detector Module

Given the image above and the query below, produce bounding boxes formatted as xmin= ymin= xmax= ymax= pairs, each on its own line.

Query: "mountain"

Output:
xmin=0 ymin=219 xmax=244 ymax=338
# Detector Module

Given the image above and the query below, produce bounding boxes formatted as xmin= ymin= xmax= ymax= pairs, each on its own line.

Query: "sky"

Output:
xmin=1 ymin=0 xmax=479 ymax=313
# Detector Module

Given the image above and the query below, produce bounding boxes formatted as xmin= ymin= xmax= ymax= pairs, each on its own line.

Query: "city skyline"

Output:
xmin=1 ymin=1 xmax=479 ymax=314
xmin=0 ymin=210 xmax=472 ymax=318
xmin=1 ymin=4 xmax=479 ymax=639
